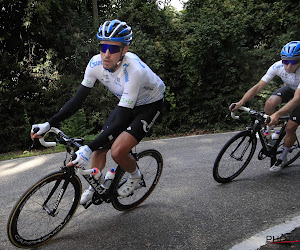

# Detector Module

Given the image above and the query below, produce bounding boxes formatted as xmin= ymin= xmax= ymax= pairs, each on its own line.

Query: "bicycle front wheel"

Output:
xmin=213 ymin=131 xmax=257 ymax=183
xmin=7 ymin=171 xmax=82 ymax=248
xmin=112 ymin=149 xmax=163 ymax=211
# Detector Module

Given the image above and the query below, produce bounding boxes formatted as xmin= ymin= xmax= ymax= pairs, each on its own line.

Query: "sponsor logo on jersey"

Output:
xmin=272 ymin=63 xmax=283 ymax=70
xmin=143 ymin=86 xmax=154 ymax=91
xmin=123 ymin=64 xmax=129 ymax=82
xmin=89 ymin=57 xmax=102 ymax=68
xmin=83 ymin=79 xmax=92 ymax=85
xmin=120 ymin=97 xmax=133 ymax=105
xmin=133 ymin=58 xmax=145 ymax=68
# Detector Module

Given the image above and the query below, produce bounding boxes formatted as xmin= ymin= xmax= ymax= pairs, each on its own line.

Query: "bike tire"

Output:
xmin=213 ymin=131 xmax=257 ymax=183
xmin=7 ymin=171 xmax=82 ymax=248
xmin=112 ymin=149 xmax=163 ymax=211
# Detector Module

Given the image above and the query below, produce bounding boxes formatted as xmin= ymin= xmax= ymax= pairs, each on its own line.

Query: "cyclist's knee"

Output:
xmin=286 ymin=121 xmax=299 ymax=134
xmin=264 ymin=96 xmax=281 ymax=115
xmin=111 ymin=144 xmax=128 ymax=163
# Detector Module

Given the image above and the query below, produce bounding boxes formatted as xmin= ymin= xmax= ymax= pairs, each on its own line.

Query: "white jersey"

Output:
xmin=81 ymin=52 xmax=165 ymax=109
xmin=261 ymin=60 xmax=300 ymax=90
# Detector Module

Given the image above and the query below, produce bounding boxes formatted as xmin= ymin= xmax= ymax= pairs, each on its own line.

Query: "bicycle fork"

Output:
xmin=42 ymin=177 xmax=70 ymax=217
xmin=230 ymin=136 xmax=251 ymax=161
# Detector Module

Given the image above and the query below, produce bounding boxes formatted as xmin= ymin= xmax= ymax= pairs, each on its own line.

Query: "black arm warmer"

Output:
xmin=49 ymin=85 xmax=91 ymax=127
xmin=88 ymin=106 xmax=132 ymax=151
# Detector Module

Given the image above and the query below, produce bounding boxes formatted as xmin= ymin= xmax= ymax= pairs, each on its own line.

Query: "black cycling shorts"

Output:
xmin=272 ymin=85 xmax=300 ymax=124
xmin=102 ymin=99 xmax=163 ymax=144
xmin=271 ymin=85 xmax=295 ymax=103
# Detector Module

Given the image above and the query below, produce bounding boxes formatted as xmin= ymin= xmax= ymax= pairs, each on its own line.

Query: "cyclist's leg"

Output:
xmin=91 ymin=149 xmax=109 ymax=171
xmin=81 ymin=131 xmax=110 ymax=204
xmin=111 ymin=99 xmax=163 ymax=172
xmin=264 ymin=95 xmax=282 ymax=115
xmin=113 ymin=99 xmax=163 ymax=197
xmin=283 ymin=105 xmax=300 ymax=153
xmin=284 ymin=120 xmax=299 ymax=148
xmin=80 ymin=148 xmax=110 ymax=204
xmin=111 ymin=133 xmax=141 ymax=197
xmin=264 ymin=85 xmax=293 ymax=115
xmin=270 ymin=104 xmax=300 ymax=172
xmin=111 ymin=132 xmax=138 ymax=173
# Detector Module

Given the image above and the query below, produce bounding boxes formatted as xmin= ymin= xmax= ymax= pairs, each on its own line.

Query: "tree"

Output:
xmin=92 ymin=0 xmax=99 ymax=27
xmin=1 ymin=0 xmax=299 ymax=153
xmin=0 ymin=0 xmax=97 ymax=153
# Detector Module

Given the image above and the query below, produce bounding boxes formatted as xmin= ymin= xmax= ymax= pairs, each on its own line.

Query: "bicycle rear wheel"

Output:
xmin=7 ymin=171 xmax=81 ymax=248
xmin=213 ymin=130 xmax=257 ymax=183
xmin=112 ymin=149 xmax=163 ymax=211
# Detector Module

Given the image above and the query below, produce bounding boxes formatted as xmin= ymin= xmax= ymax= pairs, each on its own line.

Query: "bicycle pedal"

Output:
xmin=83 ymin=200 xmax=92 ymax=209
xmin=258 ymin=149 xmax=267 ymax=160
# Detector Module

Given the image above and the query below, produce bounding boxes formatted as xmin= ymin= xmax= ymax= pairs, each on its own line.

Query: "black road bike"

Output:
xmin=7 ymin=127 xmax=163 ymax=248
xmin=213 ymin=106 xmax=300 ymax=183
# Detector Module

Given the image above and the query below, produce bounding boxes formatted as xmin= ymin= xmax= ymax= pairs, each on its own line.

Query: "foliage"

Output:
xmin=1 ymin=0 xmax=299 ymax=153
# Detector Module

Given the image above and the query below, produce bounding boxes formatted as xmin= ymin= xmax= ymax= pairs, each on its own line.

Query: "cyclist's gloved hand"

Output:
xmin=71 ymin=145 xmax=92 ymax=167
xmin=31 ymin=122 xmax=50 ymax=140
xmin=229 ymin=102 xmax=242 ymax=112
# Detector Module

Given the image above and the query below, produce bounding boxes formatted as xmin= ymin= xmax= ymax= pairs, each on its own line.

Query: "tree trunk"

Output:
xmin=92 ymin=0 xmax=98 ymax=27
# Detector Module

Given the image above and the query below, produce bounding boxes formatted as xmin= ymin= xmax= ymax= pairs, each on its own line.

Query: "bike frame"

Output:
xmin=38 ymin=127 xmax=109 ymax=209
xmin=231 ymin=107 xmax=288 ymax=165
xmin=38 ymin=127 xmax=141 ymax=210
xmin=254 ymin=118 xmax=287 ymax=164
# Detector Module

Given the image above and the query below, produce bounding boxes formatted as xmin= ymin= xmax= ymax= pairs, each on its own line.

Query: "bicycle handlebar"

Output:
xmin=230 ymin=106 xmax=269 ymax=121
xmin=38 ymin=127 xmax=60 ymax=147
xmin=230 ymin=106 xmax=251 ymax=119
xmin=38 ymin=127 xmax=82 ymax=148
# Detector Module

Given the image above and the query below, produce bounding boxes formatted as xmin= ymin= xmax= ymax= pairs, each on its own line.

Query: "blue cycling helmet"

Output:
xmin=281 ymin=41 xmax=300 ymax=59
xmin=96 ymin=20 xmax=132 ymax=45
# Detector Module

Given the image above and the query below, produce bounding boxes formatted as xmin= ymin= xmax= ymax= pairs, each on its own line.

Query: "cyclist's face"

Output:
xmin=99 ymin=41 xmax=128 ymax=70
xmin=282 ymin=59 xmax=300 ymax=73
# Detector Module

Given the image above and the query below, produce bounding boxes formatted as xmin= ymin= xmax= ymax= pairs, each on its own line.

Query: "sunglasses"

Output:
xmin=99 ymin=44 xmax=124 ymax=54
xmin=282 ymin=59 xmax=300 ymax=65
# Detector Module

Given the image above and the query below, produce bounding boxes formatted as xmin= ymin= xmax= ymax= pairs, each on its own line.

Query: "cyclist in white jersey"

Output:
xmin=31 ymin=20 xmax=165 ymax=204
xmin=83 ymin=52 xmax=164 ymax=107
xmin=230 ymin=41 xmax=300 ymax=172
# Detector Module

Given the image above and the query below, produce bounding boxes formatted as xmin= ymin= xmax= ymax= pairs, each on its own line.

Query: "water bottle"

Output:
xmin=272 ymin=131 xmax=280 ymax=140
xmin=101 ymin=168 xmax=116 ymax=189
xmin=268 ymin=131 xmax=280 ymax=147
xmin=263 ymin=130 xmax=271 ymax=140
xmin=91 ymin=168 xmax=103 ymax=181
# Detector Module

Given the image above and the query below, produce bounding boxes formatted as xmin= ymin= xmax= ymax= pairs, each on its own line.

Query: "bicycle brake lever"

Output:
xmin=265 ymin=116 xmax=271 ymax=124
xmin=229 ymin=103 xmax=240 ymax=119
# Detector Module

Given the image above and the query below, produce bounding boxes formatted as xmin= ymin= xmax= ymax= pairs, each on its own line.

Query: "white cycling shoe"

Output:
xmin=80 ymin=189 xmax=94 ymax=205
xmin=117 ymin=176 xmax=141 ymax=197
xmin=269 ymin=158 xmax=287 ymax=173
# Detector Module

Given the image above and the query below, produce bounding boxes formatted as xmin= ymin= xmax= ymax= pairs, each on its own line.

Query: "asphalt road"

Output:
xmin=1 ymin=132 xmax=300 ymax=250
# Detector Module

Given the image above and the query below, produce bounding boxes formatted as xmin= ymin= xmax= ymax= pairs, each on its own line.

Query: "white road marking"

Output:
xmin=230 ymin=215 xmax=300 ymax=250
